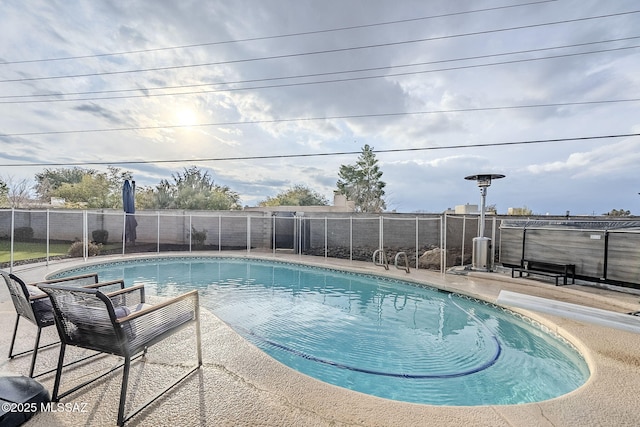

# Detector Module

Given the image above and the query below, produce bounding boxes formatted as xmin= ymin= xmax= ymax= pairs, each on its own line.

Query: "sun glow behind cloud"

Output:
xmin=175 ymin=108 xmax=199 ymax=128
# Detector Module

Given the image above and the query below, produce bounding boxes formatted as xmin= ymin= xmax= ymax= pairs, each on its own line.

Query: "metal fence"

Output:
xmin=0 ymin=208 xmax=503 ymax=273
xmin=500 ymin=220 xmax=640 ymax=287
xmin=4 ymin=208 xmax=638 ymax=287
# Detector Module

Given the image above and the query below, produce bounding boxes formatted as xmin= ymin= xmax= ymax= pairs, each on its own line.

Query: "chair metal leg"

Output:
xmin=195 ymin=306 xmax=202 ymax=366
xmin=28 ymin=328 xmax=43 ymax=378
xmin=52 ymin=343 xmax=67 ymax=402
xmin=117 ymin=356 xmax=131 ymax=427
xmin=8 ymin=315 xmax=19 ymax=358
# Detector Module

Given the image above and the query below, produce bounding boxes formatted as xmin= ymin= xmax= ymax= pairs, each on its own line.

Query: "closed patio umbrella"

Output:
xmin=123 ymin=180 xmax=137 ymax=245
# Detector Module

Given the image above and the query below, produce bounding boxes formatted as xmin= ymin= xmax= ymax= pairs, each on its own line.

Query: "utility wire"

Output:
xmin=4 ymin=45 xmax=640 ymax=104
xmin=3 ymin=36 xmax=639 ymax=103
xmin=1 ymin=133 xmax=638 ymax=167
xmin=0 ymin=0 xmax=557 ymax=65
xmin=2 ymin=9 xmax=638 ymax=83
xmin=2 ymin=99 xmax=639 ymax=137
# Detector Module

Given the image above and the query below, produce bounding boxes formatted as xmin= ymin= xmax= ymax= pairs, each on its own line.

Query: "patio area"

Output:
xmin=2 ymin=252 xmax=640 ymax=426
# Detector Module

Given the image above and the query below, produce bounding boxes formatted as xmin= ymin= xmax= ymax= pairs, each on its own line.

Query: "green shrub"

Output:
xmin=14 ymin=227 xmax=34 ymax=241
xmin=92 ymin=229 xmax=109 ymax=244
xmin=188 ymin=226 xmax=207 ymax=247
xmin=68 ymin=241 xmax=102 ymax=257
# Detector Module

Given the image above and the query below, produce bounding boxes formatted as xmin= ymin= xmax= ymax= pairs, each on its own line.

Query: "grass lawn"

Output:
xmin=0 ymin=240 xmax=121 ymax=263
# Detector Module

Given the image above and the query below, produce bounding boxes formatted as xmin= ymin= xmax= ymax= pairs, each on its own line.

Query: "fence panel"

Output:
xmin=272 ymin=214 xmax=294 ymax=250
xmin=12 ymin=210 xmax=49 ymax=263
xmin=382 ymin=217 xmax=417 ymax=267
xmin=220 ymin=216 xmax=250 ymax=250
xmin=250 ymin=214 xmax=271 ymax=251
xmin=499 ymin=227 xmax=524 ymax=266
xmin=191 ymin=214 xmax=221 ymax=251
xmin=351 ymin=217 xmax=380 ymax=261
xmin=445 ymin=215 xmax=480 ymax=267
xmin=326 ymin=217 xmax=352 ymax=260
xmin=155 ymin=212 xmax=186 ymax=246
xmin=303 ymin=217 xmax=328 ymax=258
xmin=416 ymin=217 xmax=443 ymax=270
xmin=606 ymin=231 xmax=640 ymax=283
xmin=524 ymin=229 xmax=605 ymax=278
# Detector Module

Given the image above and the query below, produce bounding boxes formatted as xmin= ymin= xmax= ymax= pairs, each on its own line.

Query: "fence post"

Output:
xmin=379 ymin=216 xmax=384 ymax=252
xmin=272 ymin=214 xmax=276 ymax=255
xmin=157 ymin=211 xmax=160 ymax=253
xmin=299 ymin=215 xmax=302 ymax=257
xmin=83 ymin=210 xmax=88 ymax=261
xmin=247 ymin=216 xmax=251 ymax=253
xmin=189 ymin=215 xmax=192 ymax=253
xmin=415 ymin=217 xmax=419 ymax=270
xmin=442 ymin=213 xmax=446 ymax=274
xmin=46 ymin=210 xmax=50 ymax=266
xmin=218 ymin=215 xmax=222 ymax=252
xmin=350 ymin=216 xmax=353 ymax=262
xmin=491 ymin=216 xmax=497 ymax=267
xmin=461 ymin=216 xmax=466 ymax=267
xmin=9 ymin=208 xmax=14 ymax=273
xmin=324 ymin=217 xmax=328 ymax=259
xmin=122 ymin=212 xmax=126 ymax=255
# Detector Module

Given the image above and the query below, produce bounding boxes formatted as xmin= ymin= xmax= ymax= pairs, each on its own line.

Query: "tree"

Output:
xmin=259 ymin=185 xmax=329 ymax=207
xmin=152 ymin=166 xmax=241 ymax=210
xmin=336 ymin=144 xmax=386 ymax=213
xmin=54 ymin=173 xmax=112 ymax=208
xmin=508 ymin=206 xmax=533 ymax=215
xmin=3 ymin=176 xmax=32 ymax=208
xmin=0 ymin=178 xmax=9 ymax=207
xmin=132 ymin=185 xmax=157 ymax=210
xmin=605 ymin=208 xmax=631 ymax=217
xmin=35 ymin=167 xmax=91 ymax=202
xmin=35 ymin=166 xmax=132 ymax=208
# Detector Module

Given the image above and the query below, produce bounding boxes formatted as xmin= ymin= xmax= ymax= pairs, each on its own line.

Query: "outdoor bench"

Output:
xmin=511 ymin=259 xmax=576 ymax=286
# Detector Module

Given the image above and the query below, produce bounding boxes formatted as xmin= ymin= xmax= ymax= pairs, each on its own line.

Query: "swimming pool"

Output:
xmin=53 ymin=256 xmax=590 ymax=406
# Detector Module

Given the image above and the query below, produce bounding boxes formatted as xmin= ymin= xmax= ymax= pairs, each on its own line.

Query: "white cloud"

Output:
xmin=1 ymin=0 xmax=639 ymax=214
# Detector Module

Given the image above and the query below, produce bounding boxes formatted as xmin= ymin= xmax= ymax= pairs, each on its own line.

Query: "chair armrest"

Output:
xmin=84 ymin=279 xmax=126 ymax=293
xmin=116 ymin=290 xmax=199 ymax=323
xmin=107 ymin=284 xmax=146 ymax=307
xmin=115 ymin=290 xmax=199 ymax=353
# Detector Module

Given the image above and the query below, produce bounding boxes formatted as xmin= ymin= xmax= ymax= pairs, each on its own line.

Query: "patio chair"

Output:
xmin=39 ymin=283 xmax=202 ymax=426
xmin=1 ymin=271 xmax=124 ymax=377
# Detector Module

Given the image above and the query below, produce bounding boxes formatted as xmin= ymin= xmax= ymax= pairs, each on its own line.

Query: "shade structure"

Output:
xmin=122 ymin=180 xmax=137 ymax=244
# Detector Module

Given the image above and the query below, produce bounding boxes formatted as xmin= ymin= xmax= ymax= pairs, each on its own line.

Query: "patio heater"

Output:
xmin=464 ymin=173 xmax=505 ymax=271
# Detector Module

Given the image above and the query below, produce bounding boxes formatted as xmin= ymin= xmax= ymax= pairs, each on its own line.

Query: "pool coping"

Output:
xmin=2 ymin=251 xmax=640 ymax=426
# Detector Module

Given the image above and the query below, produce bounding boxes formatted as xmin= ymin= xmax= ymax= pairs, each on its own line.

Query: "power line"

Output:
xmin=1 ymin=133 xmax=638 ymax=167
xmin=3 ymin=36 xmax=639 ymax=103
xmin=2 ymin=9 xmax=638 ymax=84
xmin=0 ymin=1 xmax=557 ymax=65
xmin=2 ymin=98 xmax=639 ymax=137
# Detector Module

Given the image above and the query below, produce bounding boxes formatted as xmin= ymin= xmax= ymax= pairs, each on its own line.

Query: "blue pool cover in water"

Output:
xmin=55 ymin=257 xmax=590 ymax=406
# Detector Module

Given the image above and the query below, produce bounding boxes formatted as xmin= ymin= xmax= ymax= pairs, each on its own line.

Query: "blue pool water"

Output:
xmin=54 ymin=256 xmax=590 ymax=406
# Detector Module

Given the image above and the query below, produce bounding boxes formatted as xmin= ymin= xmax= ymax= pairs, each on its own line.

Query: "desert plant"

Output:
xmin=188 ymin=226 xmax=207 ymax=247
xmin=14 ymin=226 xmax=34 ymax=241
xmin=68 ymin=241 xmax=102 ymax=257
xmin=92 ymin=229 xmax=109 ymax=244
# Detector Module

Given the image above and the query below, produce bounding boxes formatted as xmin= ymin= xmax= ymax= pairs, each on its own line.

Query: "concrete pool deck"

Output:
xmin=1 ymin=252 xmax=639 ymax=426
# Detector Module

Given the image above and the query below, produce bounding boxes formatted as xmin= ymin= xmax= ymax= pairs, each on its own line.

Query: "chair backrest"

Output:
xmin=34 ymin=273 xmax=99 ymax=287
xmin=1 ymin=271 xmax=102 ymax=328
xmin=39 ymin=284 xmax=126 ymax=355
xmin=1 ymin=270 xmax=40 ymax=325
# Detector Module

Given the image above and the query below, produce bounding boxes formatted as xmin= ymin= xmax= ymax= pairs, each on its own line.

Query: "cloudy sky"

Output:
xmin=1 ymin=0 xmax=639 ymax=215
